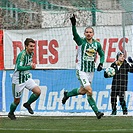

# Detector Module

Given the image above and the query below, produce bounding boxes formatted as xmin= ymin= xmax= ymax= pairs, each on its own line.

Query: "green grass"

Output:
xmin=0 ymin=116 xmax=133 ymax=133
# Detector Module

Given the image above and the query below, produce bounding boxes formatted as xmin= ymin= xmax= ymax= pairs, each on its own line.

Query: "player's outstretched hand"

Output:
xmin=97 ymin=63 xmax=103 ymax=71
xmin=128 ymin=56 xmax=133 ymax=63
xmin=70 ymin=14 xmax=76 ymax=26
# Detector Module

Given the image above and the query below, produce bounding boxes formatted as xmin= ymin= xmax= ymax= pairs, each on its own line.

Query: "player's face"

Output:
xmin=26 ymin=42 xmax=35 ymax=54
xmin=84 ymin=28 xmax=94 ymax=41
xmin=118 ymin=54 xmax=125 ymax=62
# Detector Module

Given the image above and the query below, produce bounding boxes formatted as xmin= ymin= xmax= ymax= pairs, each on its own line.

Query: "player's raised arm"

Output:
xmin=70 ymin=14 xmax=83 ymax=46
xmin=97 ymin=42 xmax=105 ymax=71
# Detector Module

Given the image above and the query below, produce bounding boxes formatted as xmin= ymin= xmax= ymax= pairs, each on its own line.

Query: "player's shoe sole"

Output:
xmin=96 ymin=112 xmax=104 ymax=119
xmin=23 ymin=102 xmax=34 ymax=114
xmin=8 ymin=113 xmax=16 ymax=120
xmin=62 ymin=91 xmax=69 ymax=104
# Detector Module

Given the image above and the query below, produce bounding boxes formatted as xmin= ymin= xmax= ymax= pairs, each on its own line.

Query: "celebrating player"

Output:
xmin=8 ymin=38 xmax=41 ymax=120
xmin=104 ymin=51 xmax=133 ymax=115
xmin=62 ymin=14 xmax=105 ymax=119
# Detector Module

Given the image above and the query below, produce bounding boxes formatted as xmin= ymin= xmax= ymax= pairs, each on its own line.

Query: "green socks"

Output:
xmin=64 ymin=88 xmax=99 ymax=114
xmin=87 ymin=95 xmax=98 ymax=114
xmin=27 ymin=93 xmax=39 ymax=104
xmin=9 ymin=93 xmax=39 ymax=114
xmin=9 ymin=102 xmax=18 ymax=114
xmin=67 ymin=88 xmax=79 ymax=97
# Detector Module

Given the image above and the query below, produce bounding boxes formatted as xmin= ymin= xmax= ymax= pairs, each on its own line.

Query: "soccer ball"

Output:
xmin=105 ymin=67 xmax=115 ymax=77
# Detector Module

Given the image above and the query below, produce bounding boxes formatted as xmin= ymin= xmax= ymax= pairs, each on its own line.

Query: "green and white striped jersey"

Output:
xmin=12 ymin=50 xmax=33 ymax=84
xmin=72 ymin=26 xmax=105 ymax=72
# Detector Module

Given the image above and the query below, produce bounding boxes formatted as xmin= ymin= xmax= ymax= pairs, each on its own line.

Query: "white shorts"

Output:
xmin=76 ymin=70 xmax=94 ymax=87
xmin=12 ymin=78 xmax=38 ymax=98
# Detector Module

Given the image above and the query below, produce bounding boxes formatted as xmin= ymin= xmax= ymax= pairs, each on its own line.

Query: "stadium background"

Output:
xmin=0 ymin=0 xmax=133 ymax=116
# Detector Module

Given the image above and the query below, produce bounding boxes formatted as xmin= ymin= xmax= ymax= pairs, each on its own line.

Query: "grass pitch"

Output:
xmin=0 ymin=116 xmax=133 ymax=133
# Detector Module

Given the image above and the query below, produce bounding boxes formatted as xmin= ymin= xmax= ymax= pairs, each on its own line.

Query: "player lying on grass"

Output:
xmin=104 ymin=51 xmax=133 ymax=115
xmin=8 ymin=38 xmax=41 ymax=120
xmin=62 ymin=14 xmax=105 ymax=119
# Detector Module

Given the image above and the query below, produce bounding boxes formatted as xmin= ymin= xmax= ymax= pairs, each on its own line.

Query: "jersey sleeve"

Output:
xmin=72 ymin=25 xmax=83 ymax=46
xmin=16 ymin=52 xmax=32 ymax=71
xmin=97 ymin=42 xmax=105 ymax=64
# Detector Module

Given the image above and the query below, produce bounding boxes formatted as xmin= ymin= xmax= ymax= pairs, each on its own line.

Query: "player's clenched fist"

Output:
xmin=70 ymin=14 xmax=76 ymax=26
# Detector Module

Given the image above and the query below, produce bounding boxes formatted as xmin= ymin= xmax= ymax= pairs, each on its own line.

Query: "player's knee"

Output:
xmin=37 ymin=87 xmax=41 ymax=96
xmin=78 ymin=89 xmax=86 ymax=95
xmin=85 ymin=87 xmax=92 ymax=96
xmin=78 ymin=87 xmax=87 ymax=95
xmin=79 ymin=92 xmax=86 ymax=95
xmin=14 ymin=98 xmax=20 ymax=105
xmin=32 ymin=86 xmax=41 ymax=96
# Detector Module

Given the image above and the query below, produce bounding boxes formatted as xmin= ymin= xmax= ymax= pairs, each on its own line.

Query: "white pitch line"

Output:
xmin=0 ymin=128 xmax=133 ymax=132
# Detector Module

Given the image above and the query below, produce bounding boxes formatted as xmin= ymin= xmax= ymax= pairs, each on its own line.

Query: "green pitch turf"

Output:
xmin=0 ymin=116 xmax=133 ymax=133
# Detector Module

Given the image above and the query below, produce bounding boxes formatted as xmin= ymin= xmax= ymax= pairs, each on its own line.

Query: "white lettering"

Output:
xmin=126 ymin=91 xmax=133 ymax=110
xmin=47 ymin=92 xmax=58 ymax=110
xmin=97 ymin=91 xmax=109 ymax=110
xmin=20 ymin=83 xmax=133 ymax=112
xmin=38 ymin=86 xmax=47 ymax=110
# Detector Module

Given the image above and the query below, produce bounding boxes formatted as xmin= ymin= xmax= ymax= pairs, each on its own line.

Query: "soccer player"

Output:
xmin=8 ymin=38 xmax=41 ymax=120
xmin=62 ymin=14 xmax=105 ymax=119
xmin=104 ymin=51 xmax=133 ymax=115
